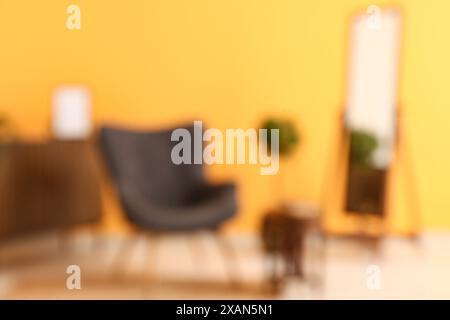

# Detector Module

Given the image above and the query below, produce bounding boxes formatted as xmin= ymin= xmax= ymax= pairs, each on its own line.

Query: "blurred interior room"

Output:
xmin=1 ymin=0 xmax=450 ymax=299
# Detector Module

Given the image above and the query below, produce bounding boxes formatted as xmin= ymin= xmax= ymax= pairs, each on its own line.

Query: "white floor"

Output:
xmin=0 ymin=231 xmax=450 ymax=299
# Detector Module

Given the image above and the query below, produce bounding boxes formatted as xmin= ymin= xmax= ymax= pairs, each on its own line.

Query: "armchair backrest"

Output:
xmin=100 ymin=124 xmax=205 ymax=207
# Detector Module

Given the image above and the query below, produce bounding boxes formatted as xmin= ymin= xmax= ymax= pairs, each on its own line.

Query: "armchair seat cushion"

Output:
xmin=120 ymin=183 xmax=237 ymax=231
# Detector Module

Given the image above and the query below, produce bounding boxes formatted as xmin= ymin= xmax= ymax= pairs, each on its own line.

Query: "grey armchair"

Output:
xmin=99 ymin=124 xmax=239 ymax=284
xmin=99 ymin=125 xmax=237 ymax=231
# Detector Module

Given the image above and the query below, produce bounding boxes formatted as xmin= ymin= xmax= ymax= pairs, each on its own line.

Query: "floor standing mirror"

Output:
xmin=341 ymin=8 xmax=419 ymax=237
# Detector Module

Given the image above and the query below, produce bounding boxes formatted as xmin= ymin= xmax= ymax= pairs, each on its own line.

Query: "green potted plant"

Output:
xmin=349 ymin=129 xmax=378 ymax=168
xmin=260 ymin=117 xmax=300 ymax=204
xmin=261 ymin=118 xmax=300 ymax=158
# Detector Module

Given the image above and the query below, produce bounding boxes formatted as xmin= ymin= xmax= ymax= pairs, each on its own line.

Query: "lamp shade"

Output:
xmin=52 ymin=86 xmax=92 ymax=140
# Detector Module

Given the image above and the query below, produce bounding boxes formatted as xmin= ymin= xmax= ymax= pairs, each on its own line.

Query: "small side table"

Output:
xmin=262 ymin=202 xmax=323 ymax=289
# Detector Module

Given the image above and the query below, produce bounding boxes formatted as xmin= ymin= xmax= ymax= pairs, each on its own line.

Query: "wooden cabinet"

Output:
xmin=0 ymin=141 xmax=101 ymax=240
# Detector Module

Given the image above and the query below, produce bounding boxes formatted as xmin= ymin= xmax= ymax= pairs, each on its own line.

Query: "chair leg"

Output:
xmin=111 ymin=234 xmax=137 ymax=281
xmin=269 ymin=252 xmax=283 ymax=292
xmin=143 ymin=233 xmax=159 ymax=283
xmin=189 ymin=232 xmax=208 ymax=279
xmin=308 ymin=231 xmax=327 ymax=292
xmin=214 ymin=233 xmax=240 ymax=287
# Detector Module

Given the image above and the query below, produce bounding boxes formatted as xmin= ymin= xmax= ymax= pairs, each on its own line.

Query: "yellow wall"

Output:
xmin=0 ymin=0 xmax=449 ymax=234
